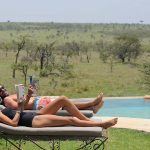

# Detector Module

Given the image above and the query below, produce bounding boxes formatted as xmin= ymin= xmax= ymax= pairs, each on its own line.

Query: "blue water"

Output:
xmin=96 ymin=98 xmax=150 ymax=119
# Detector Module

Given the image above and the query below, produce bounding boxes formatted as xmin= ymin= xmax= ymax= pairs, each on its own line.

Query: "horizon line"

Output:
xmin=0 ymin=21 xmax=148 ymax=25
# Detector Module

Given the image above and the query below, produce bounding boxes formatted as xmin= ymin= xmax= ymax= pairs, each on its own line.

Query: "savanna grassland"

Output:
xmin=0 ymin=22 xmax=150 ymax=150
xmin=0 ymin=22 xmax=150 ymax=97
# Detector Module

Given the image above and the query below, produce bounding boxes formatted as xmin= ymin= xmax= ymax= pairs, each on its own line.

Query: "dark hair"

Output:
xmin=0 ymin=85 xmax=7 ymax=106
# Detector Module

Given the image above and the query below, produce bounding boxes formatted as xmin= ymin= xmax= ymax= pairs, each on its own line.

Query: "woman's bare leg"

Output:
xmin=38 ymin=96 xmax=92 ymax=121
xmin=72 ymin=94 xmax=103 ymax=113
xmin=70 ymin=117 xmax=118 ymax=128
xmin=32 ymin=115 xmax=118 ymax=129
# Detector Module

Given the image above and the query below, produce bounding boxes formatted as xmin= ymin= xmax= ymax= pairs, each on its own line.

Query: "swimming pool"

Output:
xmin=96 ymin=97 xmax=150 ymax=119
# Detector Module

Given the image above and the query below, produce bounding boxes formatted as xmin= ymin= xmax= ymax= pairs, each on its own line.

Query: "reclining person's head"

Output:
xmin=0 ymin=85 xmax=9 ymax=100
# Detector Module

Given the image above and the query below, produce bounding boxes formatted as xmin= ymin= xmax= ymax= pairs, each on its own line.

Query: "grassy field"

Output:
xmin=0 ymin=23 xmax=149 ymax=97
xmin=0 ymin=50 xmax=148 ymax=98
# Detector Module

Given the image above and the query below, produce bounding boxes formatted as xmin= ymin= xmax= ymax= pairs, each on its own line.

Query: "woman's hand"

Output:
xmin=23 ymin=85 xmax=34 ymax=108
xmin=27 ymin=85 xmax=34 ymax=97
xmin=0 ymin=111 xmax=20 ymax=127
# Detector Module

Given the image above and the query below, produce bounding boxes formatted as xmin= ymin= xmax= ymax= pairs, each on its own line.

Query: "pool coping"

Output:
xmin=71 ymin=96 xmax=145 ymax=101
xmin=104 ymin=96 xmax=144 ymax=99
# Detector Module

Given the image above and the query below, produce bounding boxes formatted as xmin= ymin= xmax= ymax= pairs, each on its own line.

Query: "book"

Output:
xmin=15 ymin=84 xmax=25 ymax=103
xmin=29 ymin=76 xmax=39 ymax=97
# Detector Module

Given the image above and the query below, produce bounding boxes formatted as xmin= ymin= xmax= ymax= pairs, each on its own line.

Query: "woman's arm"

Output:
xmin=0 ymin=111 xmax=20 ymax=127
xmin=23 ymin=86 xmax=33 ymax=108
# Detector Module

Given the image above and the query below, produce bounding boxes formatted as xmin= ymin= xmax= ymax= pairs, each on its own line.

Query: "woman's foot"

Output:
xmin=100 ymin=118 xmax=118 ymax=129
xmin=93 ymin=100 xmax=104 ymax=113
xmin=93 ymin=93 xmax=103 ymax=106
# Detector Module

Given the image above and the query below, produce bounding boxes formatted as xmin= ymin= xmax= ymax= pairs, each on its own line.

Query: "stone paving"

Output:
xmin=93 ymin=116 xmax=150 ymax=132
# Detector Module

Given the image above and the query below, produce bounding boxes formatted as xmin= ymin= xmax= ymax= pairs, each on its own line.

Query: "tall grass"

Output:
xmin=0 ymin=51 xmax=147 ymax=97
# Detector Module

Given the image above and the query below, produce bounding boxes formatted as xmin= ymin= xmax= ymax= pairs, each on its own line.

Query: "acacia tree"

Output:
xmin=35 ymin=41 xmax=56 ymax=70
xmin=114 ymin=34 xmax=141 ymax=63
xmin=0 ymin=41 xmax=12 ymax=57
xmin=79 ymin=41 xmax=91 ymax=63
xmin=12 ymin=35 xmax=27 ymax=78
xmin=94 ymin=38 xmax=116 ymax=72
xmin=66 ymin=41 xmax=81 ymax=56
xmin=32 ymin=42 xmax=73 ymax=89
xmin=15 ymin=56 xmax=32 ymax=86
xmin=95 ymin=40 xmax=109 ymax=63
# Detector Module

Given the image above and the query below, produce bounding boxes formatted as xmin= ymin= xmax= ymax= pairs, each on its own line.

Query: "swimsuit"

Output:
xmin=1 ymin=108 xmax=37 ymax=127
xmin=33 ymin=96 xmax=58 ymax=110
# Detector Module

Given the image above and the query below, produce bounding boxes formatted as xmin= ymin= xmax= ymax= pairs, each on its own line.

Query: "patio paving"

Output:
xmin=93 ymin=116 xmax=150 ymax=132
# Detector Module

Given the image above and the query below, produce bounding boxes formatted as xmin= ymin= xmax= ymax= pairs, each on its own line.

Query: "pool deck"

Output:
xmin=76 ymin=96 xmax=150 ymax=132
xmin=93 ymin=116 xmax=150 ymax=132
xmin=104 ymin=96 xmax=144 ymax=100
xmin=95 ymin=96 xmax=150 ymax=132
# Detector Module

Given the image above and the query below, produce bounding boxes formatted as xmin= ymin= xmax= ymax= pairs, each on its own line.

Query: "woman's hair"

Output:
xmin=0 ymin=84 xmax=8 ymax=106
xmin=0 ymin=85 xmax=7 ymax=101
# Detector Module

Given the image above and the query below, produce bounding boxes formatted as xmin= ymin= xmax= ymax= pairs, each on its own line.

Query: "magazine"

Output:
xmin=15 ymin=84 xmax=25 ymax=103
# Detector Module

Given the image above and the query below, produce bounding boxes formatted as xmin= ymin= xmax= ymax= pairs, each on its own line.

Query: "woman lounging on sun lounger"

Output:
xmin=0 ymin=84 xmax=103 ymax=113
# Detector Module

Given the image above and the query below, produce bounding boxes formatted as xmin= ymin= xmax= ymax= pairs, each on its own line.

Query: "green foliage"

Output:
xmin=114 ymin=34 xmax=141 ymax=63
xmin=140 ymin=61 xmax=150 ymax=91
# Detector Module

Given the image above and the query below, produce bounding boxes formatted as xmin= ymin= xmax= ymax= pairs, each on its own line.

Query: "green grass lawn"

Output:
xmin=106 ymin=128 xmax=150 ymax=150
xmin=0 ymin=128 xmax=149 ymax=150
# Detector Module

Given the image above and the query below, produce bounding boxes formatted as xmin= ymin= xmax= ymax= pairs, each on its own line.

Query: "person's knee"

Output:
xmin=69 ymin=117 xmax=80 ymax=126
xmin=59 ymin=95 xmax=67 ymax=99
xmin=58 ymin=95 xmax=68 ymax=102
xmin=56 ymin=96 xmax=70 ymax=106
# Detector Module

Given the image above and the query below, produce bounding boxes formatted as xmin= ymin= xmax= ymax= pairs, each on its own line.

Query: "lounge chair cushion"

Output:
xmin=0 ymin=105 xmax=5 ymax=110
xmin=0 ymin=121 xmax=102 ymax=137
xmin=24 ymin=109 xmax=93 ymax=118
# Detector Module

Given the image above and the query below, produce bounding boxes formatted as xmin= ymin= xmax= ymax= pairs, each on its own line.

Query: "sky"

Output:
xmin=0 ymin=0 xmax=150 ymax=24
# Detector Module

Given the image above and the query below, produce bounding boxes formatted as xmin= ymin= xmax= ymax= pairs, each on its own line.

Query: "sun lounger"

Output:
xmin=0 ymin=120 xmax=107 ymax=150
xmin=0 ymin=99 xmax=107 ymax=149
xmin=24 ymin=109 xmax=93 ymax=118
xmin=0 ymin=96 xmax=94 ymax=118
xmin=0 ymin=105 xmax=93 ymax=118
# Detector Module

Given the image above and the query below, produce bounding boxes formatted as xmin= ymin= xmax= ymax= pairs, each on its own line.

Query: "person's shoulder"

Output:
xmin=8 ymin=94 xmax=17 ymax=99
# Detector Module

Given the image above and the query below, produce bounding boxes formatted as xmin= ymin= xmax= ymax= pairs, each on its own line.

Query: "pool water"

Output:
xmin=96 ymin=98 xmax=150 ymax=119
